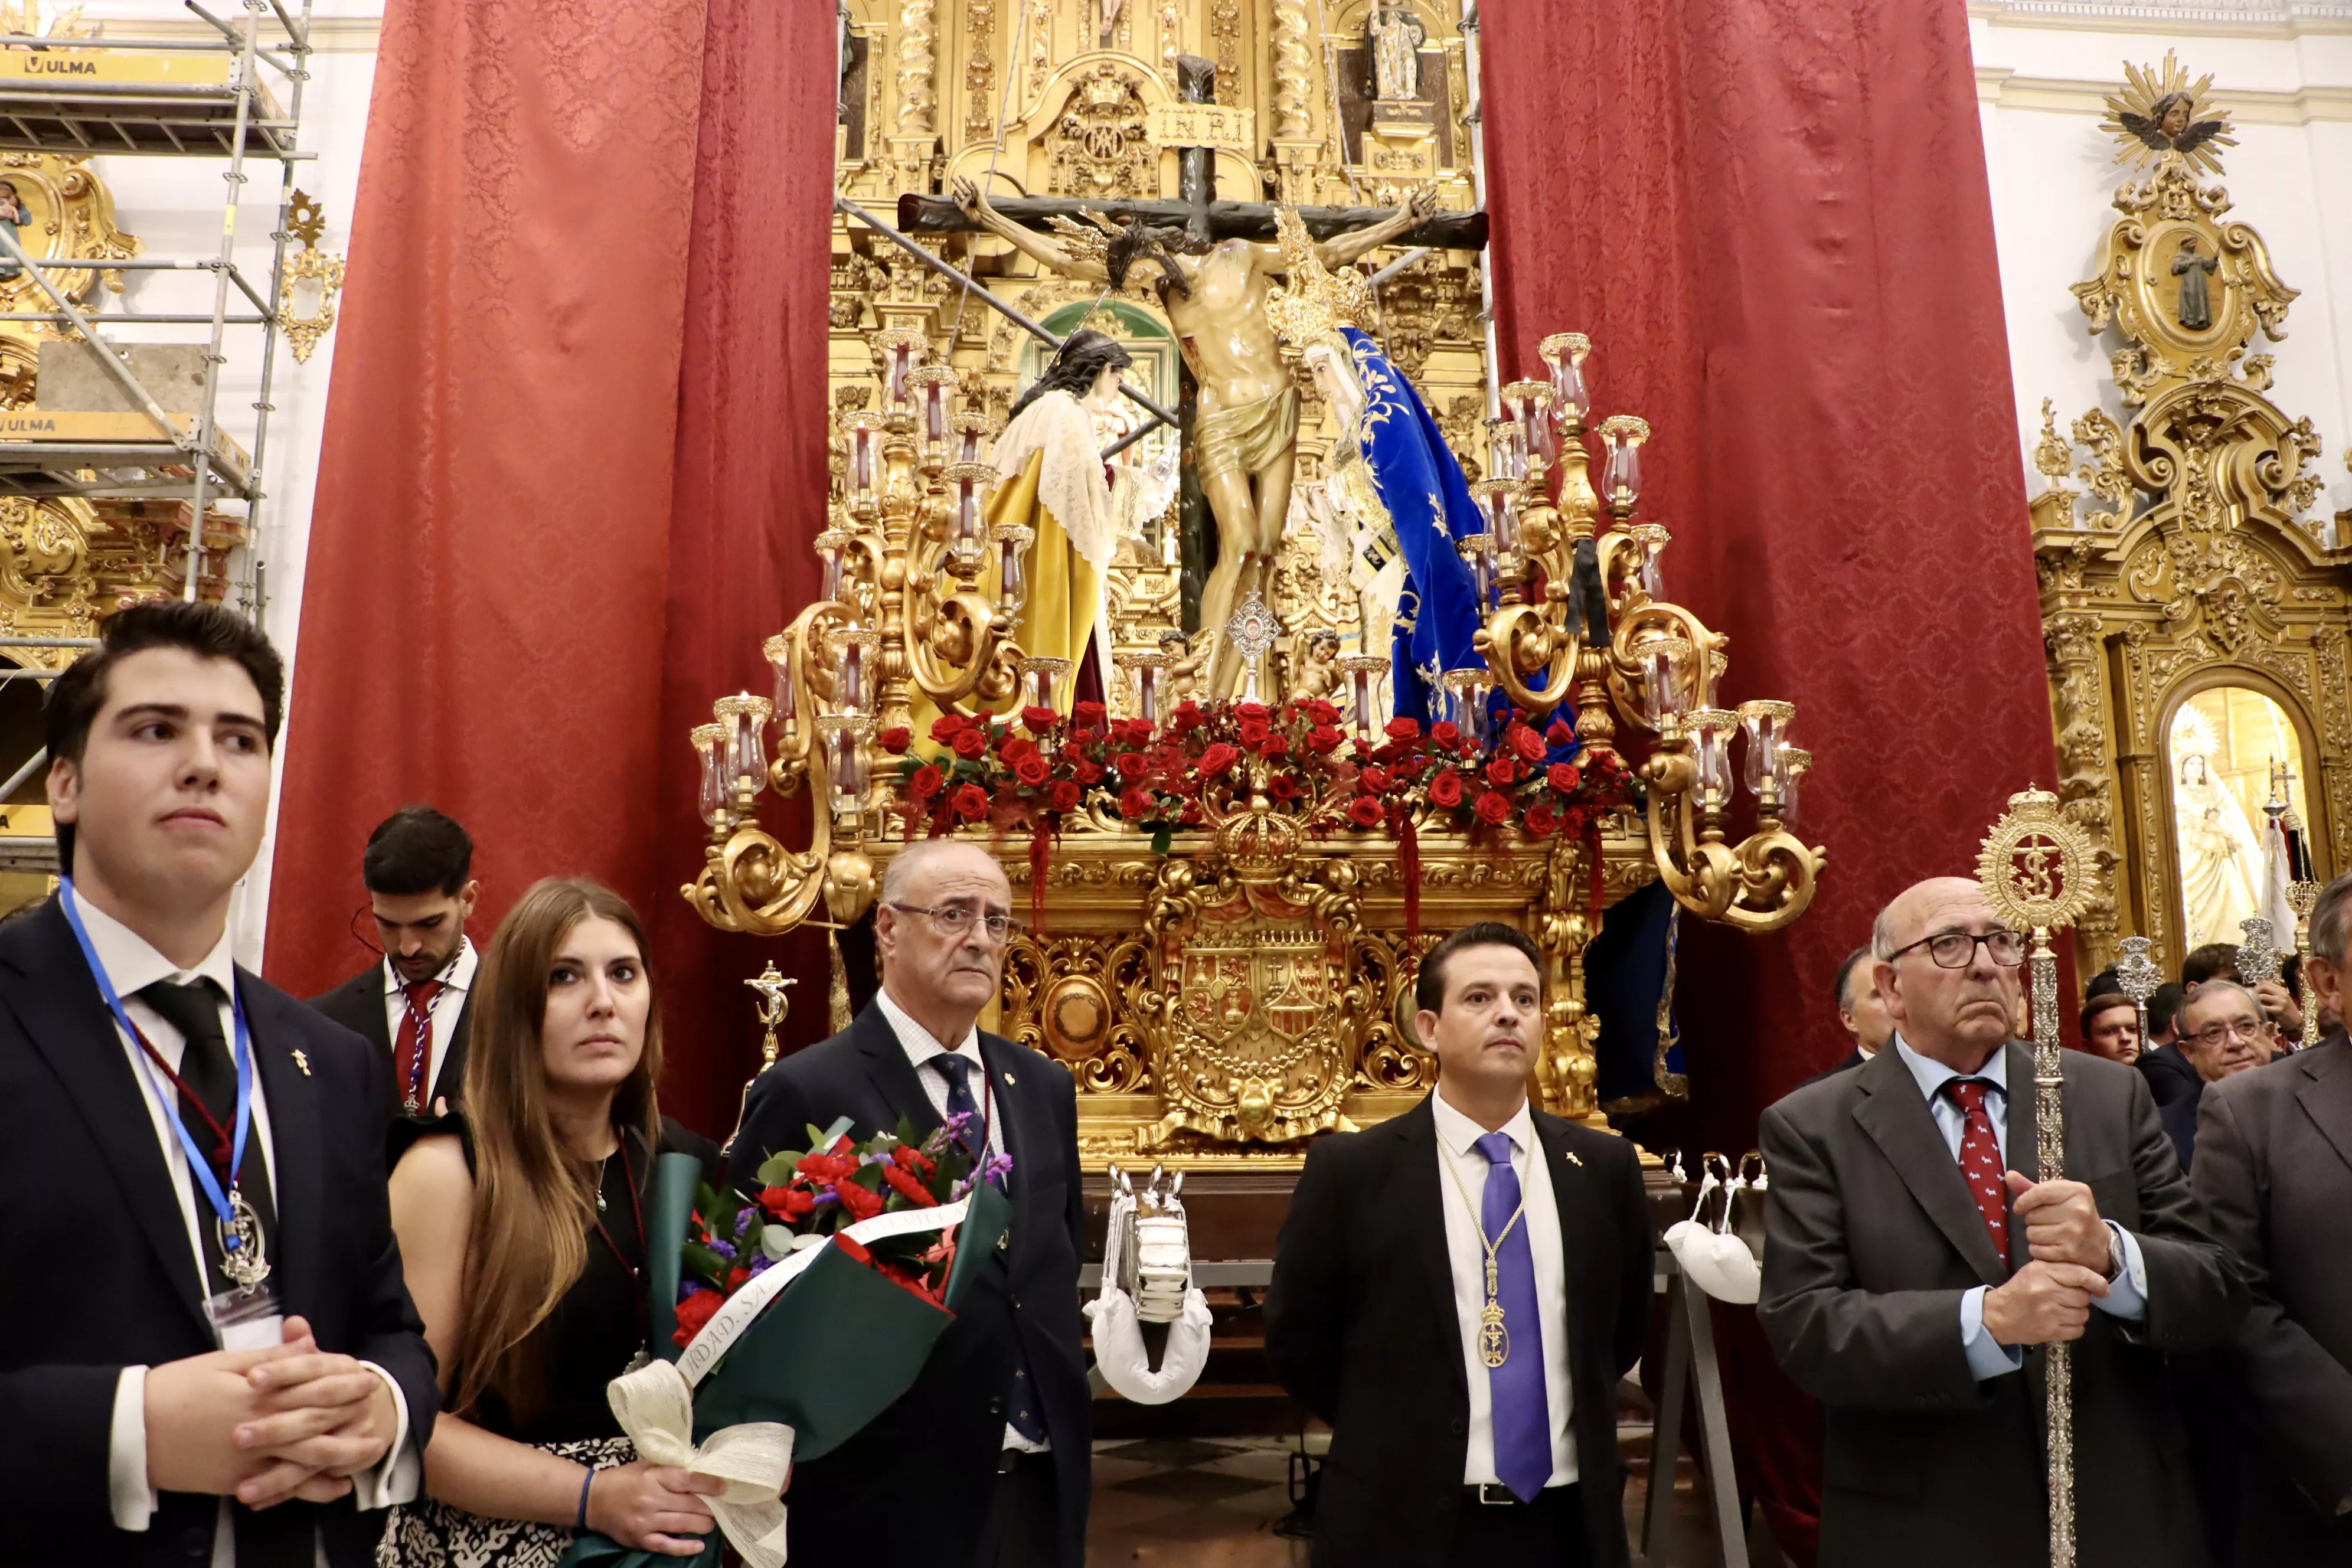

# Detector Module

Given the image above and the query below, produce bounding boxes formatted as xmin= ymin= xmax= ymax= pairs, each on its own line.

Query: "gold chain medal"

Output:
xmin=1443 ymin=1146 xmax=1525 ymax=1370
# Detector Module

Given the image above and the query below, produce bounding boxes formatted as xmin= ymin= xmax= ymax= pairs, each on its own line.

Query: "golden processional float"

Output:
xmin=679 ymin=277 xmax=1823 ymax=1168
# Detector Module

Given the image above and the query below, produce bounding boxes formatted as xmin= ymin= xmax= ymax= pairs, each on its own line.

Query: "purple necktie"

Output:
xmin=1476 ymin=1131 xmax=1551 ymax=1502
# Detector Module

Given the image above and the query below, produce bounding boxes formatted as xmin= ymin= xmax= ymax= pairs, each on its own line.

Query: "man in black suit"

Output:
xmin=0 ymin=601 xmax=435 ymax=1566
xmin=1801 ymin=944 xmax=1893 ymax=1087
xmin=1759 ymin=876 xmax=2245 ymax=1568
xmin=308 ymin=804 xmax=478 ymax=1162
xmin=2191 ymin=870 xmax=2352 ymax=1562
xmin=724 ymin=838 xmax=1087 ymax=1568
xmin=1265 ymin=922 xmax=1651 ymax=1568
xmin=2137 ymin=981 xmax=2199 ymax=1107
xmin=2156 ymin=978 xmax=2275 ymax=1173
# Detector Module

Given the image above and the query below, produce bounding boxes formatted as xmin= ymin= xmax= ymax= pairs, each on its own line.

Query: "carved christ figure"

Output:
xmin=954 ymin=177 xmax=1436 ymax=696
xmin=2173 ymin=235 xmax=2218 ymax=331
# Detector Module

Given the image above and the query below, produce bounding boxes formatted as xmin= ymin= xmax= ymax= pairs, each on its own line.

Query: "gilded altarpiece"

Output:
xmin=2032 ymin=58 xmax=2346 ymax=979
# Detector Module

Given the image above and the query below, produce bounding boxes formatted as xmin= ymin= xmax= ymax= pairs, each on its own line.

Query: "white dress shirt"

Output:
xmin=873 ymin=988 xmax=1040 ymax=1452
xmin=80 ymin=896 xmax=418 ymax=1563
xmin=1430 ymin=1091 xmax=1577 ymax=1488
xmin=378 ymin=936 xmax=475 ymax=1109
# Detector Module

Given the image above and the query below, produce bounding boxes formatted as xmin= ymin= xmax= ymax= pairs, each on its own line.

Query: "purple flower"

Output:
xmin=949 ymin=1178 xmax=972 ymax=1203
xmin=708 ymin=1239 xmax=738 ymax=1263
xmin=747 ymin=1253 xmax=774 ymax=1278
xmin=810 ymin=1190 xmax=841 ymax=1211
xmin=982 ymin=1151 xmax=1014 ymax=1187
xmin=677 ymin=1280 xmax=703 ymax=1304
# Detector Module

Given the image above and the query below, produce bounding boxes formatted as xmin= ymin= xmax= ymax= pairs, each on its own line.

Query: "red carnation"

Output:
xmin=950 ymin=727 xmax=988 ymax=760
xmin=1474 ymin=790 xmax=1510 ymax=825
xmin=1347 ymin=795 xmax=1384 ymax=828
xmin=1385 ymin=716 xmax=1421 ymax=742
xmin=672 ymin=1286 xmax=724 ymax=1349
xmin=1507 ymin=724 xmax=1546 ymax=762
xmin=1021 ymin=705 xmax=1057 ymax=733
xmin=1049 ymin=779 xmax=1082 ymax=812
xmin=833 ymin=1234 xmax=873 ymax=1265
xmin=1430 ymin=721 xmax=1461 ymax=748
xmin=1306 ymin=724 xmax=1343 ymax=756
xmin=837 ymin=1181 xmax=885 ymax=1223
xmin=878 ymin=726 xmax=912 ymax=755
xmin=1546 ymin=718 xmax=1575 ymax=746
xmin=1014 ymin=753 xmax=1053 ymax=788
xmin=891 ymin=1143 xmax=936 ymax=1176
xmin=907 ymin=763 xmax=944 ymax=802
xmin=760 ymin=1183 xmax=817 ymax=1221
xmin=952 ymin=783 xmax=991 ymax=821
xmin=1486 ymin=757 xmax=1519 ymax=787
xmin=1428 ymin=772 xmax=1465 ymax=808
xmin=1199 ymin=743 xmax=1240 ymax=778
xmin=1547 ymin=762 xmax=1581 ymax=793
xmin=929 ymin=714 xmax=971 ymax=742
xmin=1119 ymin=786 xmax=1154 ymax=821
xmin=1525 ymin=801 xmax=1560 ymax=838
xmin=1073 ymin=701 xmax=1106 ymax=729
xmin=796 ymin=1151 xmax=854 ymax=1182
xmin=1115 ymin=751 xmax=1150 ymax=779
xmin=727 ymin=1266 xmax=751 ymax=1292
xmin=881 ymin=1162 xmax=940 ymax=1207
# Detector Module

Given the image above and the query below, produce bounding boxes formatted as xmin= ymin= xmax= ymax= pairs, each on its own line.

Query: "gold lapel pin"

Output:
xmin=292 ymin=1048 xmax=311 ymax=1077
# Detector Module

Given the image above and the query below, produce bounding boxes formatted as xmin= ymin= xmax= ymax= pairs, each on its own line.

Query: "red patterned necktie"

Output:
xmin=1942 ymin=1077 xmax=2009 ymax=1260
xmin=394 ymin=979 xmax=445 ymax=1112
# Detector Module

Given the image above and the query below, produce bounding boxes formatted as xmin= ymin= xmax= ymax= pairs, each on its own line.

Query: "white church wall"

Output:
xmin=1972 ymin=1 xmax=2352 ymax=533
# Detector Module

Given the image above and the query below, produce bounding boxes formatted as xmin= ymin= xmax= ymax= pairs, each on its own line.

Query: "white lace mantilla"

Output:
xmin=994 ymin=389 xmax=1115 ymax=573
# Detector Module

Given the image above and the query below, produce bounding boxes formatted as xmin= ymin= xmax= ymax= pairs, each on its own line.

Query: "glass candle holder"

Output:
xmin=943 ymin=462 xmax=994 ymax=573
xmin=713 ymin=694 xmax=773 ymax=790
xmin=1017 ymin=655 xmax=1072 ymax=713
xmin=951 ymin=410 xmax=992 ymax=468
xmin=815 ymin=714 xmax=873 ymax=815
xmin=840 ymin=415 xmax=883 ymax=509
xmin=1537 ymin=332 xmax=1592 ymax=432
xmin=1340 ymin=653 xmax=1389 ymax=737
xmin=1685 ymin=707 xmax=1739 ymax=799
xmin=691 ymin=722 xmax=729 ymax=827
xmin=1737 ymin=700 xmax=1796 ymax=796
xmin=812 ymin=528 xmax=852 ymax=605
xmin=1442 ymin=668 xmax=1492 ymax=748
xmin=1457 ymin=533 xmax=1499 ymax=613
xmin=1470 ymin=478 xmax=1525 ymax=556
xmin=907 ymin=364 xmax=958 ymax=459
xmin=1597 ymin=415 xmax=1650 ymax=514
xmin=1111 ymin=648 xmax=1165 ymax=725
xmin=874 ymin=327 xmax=927 ymax=410
xmin=1625 ymin=524 xmax=1671 ymax=599
xmin=1485 ymin=415 xmax=1528 ymax=484
xmin=992 ymin=521 xmax=1034 ymax=610
xmin=1501 ymin=379 xmax=1556 ymax=469
xmin=826 ymin=627 xmax=884 ymax=715
xmin=1637 ymin=635 xmax=1693 ymax=722
xmin=762 ymin=632 xmax=798 ymax=731
xmin=1776 ymin=746 xmax=1812 ymax=825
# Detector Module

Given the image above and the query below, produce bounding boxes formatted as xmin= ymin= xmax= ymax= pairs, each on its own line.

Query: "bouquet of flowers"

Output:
xmin=560 ymin=1118 xmax=1009 ymax=1568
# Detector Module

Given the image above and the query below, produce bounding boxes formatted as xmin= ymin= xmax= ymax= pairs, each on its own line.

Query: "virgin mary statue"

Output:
xmin=2175 ymin=749 xmax=2265 ymax=947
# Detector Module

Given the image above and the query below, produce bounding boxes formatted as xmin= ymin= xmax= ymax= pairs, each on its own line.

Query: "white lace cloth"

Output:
xmin=993 ymin=388 xmax=1114 ymax=573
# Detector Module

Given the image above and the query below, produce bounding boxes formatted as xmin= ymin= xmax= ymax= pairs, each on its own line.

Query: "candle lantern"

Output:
xmin=827 ymin=627 xmax=884 ymax=715
xmin=907 ymin=364 xmax=958 ymax=462
xmin=1537 ymin=332 xmax=1592 ymax=433
xmin=1501 ymin=380 xmax=1557 ymax=469
xmin=992 ymin=522 xmax=1034 ymax=611
xmin=1471 ymin=478 xmax=1525 ymax=556
xmin=1442 ymin=668 xmax=1494 ymax=747
xmin=1115 ymin=648 xmax=1168 ymax=726
xmin=691 ymin=722 xmax=729 ymax=828
xmin=943 ymin=462 xmax=994 ymax=574
xmin=713 ymin=694 xmax=773 ymax=789
xmin=1018 ymin=655 xmax=1072 ymax=713
xmin=1458 ymin=533 xmax=1499 ymax=613
xmin=874 ymin=327 xmax=926 ymax=410
xmin=841 ymin=416 xmax=883 ymax=511
xmin=1638 ymin=635 xmax=1693 ymax=722
xmin=815 ymin=714 xmax=873 ymax=816
xmin=1687 ymin=707 xmax=1739 ymax=799
xmin=1777 ymin=747 xmax=1812 ymax=825
xmin=951 ymin=410 xmax=991 ymax=468
xmin=1486 ymin=415 xmax=1528 ymax=484
xmin=762 ymin=632 xmax=798 ymax=730
xmin=1340 ymin=653 xmax=1390 ymax=737
xmin=1597 ymin=416 xmax=1650 ymax=515
xmin=1737 ymin=700 xmax=1795 ymax=796
xmin=1626 ymin=524 xmax=1671 ymax=599
xmin=813 ymin=528 xmax=852 ymax=606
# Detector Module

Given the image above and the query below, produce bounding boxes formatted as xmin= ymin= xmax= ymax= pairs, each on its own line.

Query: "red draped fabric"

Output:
xmin=265 ymin=0 xmax=834 ymax=1135
xmin=1482 ymin=2 xmax=2056 ymax=1557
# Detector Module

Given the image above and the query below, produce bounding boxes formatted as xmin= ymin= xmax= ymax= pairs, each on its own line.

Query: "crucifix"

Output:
xmin=903 ymin=57 xmax=1488 ymax=698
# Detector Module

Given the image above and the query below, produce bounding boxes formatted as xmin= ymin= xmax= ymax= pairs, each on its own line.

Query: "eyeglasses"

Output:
xmin=2187 ymin=1018 xmax=2268 ymax=1049
xmin=886 ymin=901 xmax=1021 ymax=943
xmin=1885 ymin=928 xmax=2027 ymax=969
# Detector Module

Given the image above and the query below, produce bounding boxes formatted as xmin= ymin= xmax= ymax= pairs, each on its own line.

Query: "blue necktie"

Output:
xmin=933 ymin=1054 xmax=1047 ymax=1443
xmin=1475 ymin=1131 xmax=1551 ymax=1502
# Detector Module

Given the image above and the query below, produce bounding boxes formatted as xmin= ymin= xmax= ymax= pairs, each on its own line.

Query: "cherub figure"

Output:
xmin=2121 ymin=91 xmax=2229 ymax=159
xmin=1291 ymin=628 xmax=1343 ymax=704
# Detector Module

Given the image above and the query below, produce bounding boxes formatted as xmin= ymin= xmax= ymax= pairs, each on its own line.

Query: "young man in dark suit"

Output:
xmin=1265 ymin=922 xmax=1652 ymax=1568
xmin=0 ymin=602 xmax=435 ymax=1566
xmin=1759 ymin=876 xmax=2245 ymax=1568
xmin=724 ymin=838 xmax=1087 ymax=1568
xmin=307 ymin=805 xmax=478 ymax=1161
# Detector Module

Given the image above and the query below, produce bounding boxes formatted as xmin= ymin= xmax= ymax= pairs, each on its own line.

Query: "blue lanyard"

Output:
xmin=59 ymin=878 xmax=256 ymax=1253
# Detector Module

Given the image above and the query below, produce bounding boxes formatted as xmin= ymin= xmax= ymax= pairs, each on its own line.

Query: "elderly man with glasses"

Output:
xmin=2153 ymin=980 xmax=2278 ymax=1173
xmin=1757 ymin=876 xmax=2245 ymax=1568
xmin=726 ymin=838 xmax=1091 ymax=1568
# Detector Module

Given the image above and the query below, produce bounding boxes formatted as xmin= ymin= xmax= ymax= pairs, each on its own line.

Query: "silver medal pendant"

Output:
xmin=217 ymin=1188 xmax=270 ymax=1291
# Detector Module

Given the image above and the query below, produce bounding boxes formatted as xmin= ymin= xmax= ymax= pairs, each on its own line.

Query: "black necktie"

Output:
xmin=138 ymin=978 xmax=277 ymax=1299
xmin=931 ymin=1054 xmax=1046 ymax=1443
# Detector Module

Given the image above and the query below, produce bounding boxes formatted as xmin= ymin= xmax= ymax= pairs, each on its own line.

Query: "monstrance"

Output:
xmin=1975 ymin=785 xmax=2102 ymax=1568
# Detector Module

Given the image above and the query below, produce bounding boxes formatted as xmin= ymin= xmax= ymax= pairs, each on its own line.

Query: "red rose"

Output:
xmin=1474 ymin=790 xmax=1510 ymax=825
xmin=1172 ymin=700 xmax=1205 ymax=732
xmin=950 ymin=727 xmax=987 ymax=759
xmin=1119 ymin=787 xmax=1154 ymax=821
xmin=1547 ymin=762 xmax=1582 ymax=793
xmin=907 ymin=763 xmax=944 ymax=802
xmin=1048 ymin=779 xmax=1082 ymax=812
xmin=1237 ymin=717 xmax=1271 ymax=747
xmin=929 ymin=714 xmax=970 ymax=742
xmin=1347 ymin=795 xmax=1384 ymax=828
xmin=1507 ymin=724 xmax=1546 ymax=762
xmin=837 ymin=1180 xmax=885 ymax=1223
xmin=1546 ymin=718 xmax=1575 ymax=746
xmin=952 ymin=783 xmax=990 ymax=821
xmin=1115 ymin=751 xmax=1149 ymax=778
xmin=1073 ymin=701 xmax=1106 ymax=729
xmin=1305 ymin=724 xmax=1344 ymax=755
xmin=1116 ymin=718 xmax=1155 ymax=748
xmin=1234 ymin=701 xmax=1269 ymax=722
xmin=1486 ymin=756 xmax=1519 ymax=787
xmin=1428 ymin=772 xmax=1465 ymax=808
xmin=997 ymin=733 xmax=1035 ymax=763
xmin=1305 ymin=698 xmax=1341 ymax=726
xmin=1361 ymin=765 xmax=1391 ymax=793
xmin=881 ymin=1163 xmax=940 ymax=1207
xmin=1385 ymin=717 xmax=1421 ymax=742
xmin=878 ymin=726 xmax=912 ymax=755
xmin=672 ymin=1286 xmax=724 ymax=1348
xmin=1179 ymin=803 xmax=1204 ymax=825
xmin=1021 ymin=705 xmax=1057 ymax=733
xmin=1525 ymin=801 xmax=1560 ymax=838
xmin=1260 ymin=733 xmax=1291 ymax=759
xmin=1430 ymin=721 xmax=1461 ymax=749
xmin=1199 ymin=743 xmax=1240 ymax=778
xmin=1268 ymin=775 xmax=1299 ymax=802
xmin=1014 ymin=753 xmax=1052 ymax=788
xmin=1073 ymin=760 xmax=1102 ymax=785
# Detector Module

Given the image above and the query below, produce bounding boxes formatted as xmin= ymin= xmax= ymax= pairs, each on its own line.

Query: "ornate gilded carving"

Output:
xmin=1211 ymin=0 xmax=1240 ymax=83
xmin=1269 ymin=0 xmax=1311 ymax=140
xmin=275 ymin=191 xmax=344 ymax=364
xmin=1047 ymin=63 xmax=1153 ymax=199
xmin=896 ymin=0 xmax=939 ymax=138
xmin=0 ymin=151 xmax=138 ymax=316
xmin=962 ymin=0 xmax=997 ymax=139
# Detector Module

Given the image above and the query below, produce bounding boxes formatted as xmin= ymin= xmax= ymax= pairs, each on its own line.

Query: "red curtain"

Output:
xmin=266 ymin=0 xmax=835 ymax=1136
xmin=1482 ymin=4 xmax=2055 ymax=1557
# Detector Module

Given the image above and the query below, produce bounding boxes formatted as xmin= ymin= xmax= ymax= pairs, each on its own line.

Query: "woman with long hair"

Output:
xmin=380 ymin=878 xmax=726 ymax=1564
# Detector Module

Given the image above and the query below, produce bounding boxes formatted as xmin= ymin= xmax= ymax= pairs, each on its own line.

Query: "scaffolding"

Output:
xmin=0 ymin=0 xmax=317 ymax=615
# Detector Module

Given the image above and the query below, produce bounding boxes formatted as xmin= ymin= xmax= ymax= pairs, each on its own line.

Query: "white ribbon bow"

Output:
xmin=606 ymin=1357 xmax=795 ymax=1567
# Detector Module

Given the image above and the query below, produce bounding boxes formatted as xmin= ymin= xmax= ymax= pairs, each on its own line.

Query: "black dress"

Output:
xmin=377 ymin=1115 xmax=720 ymax=1568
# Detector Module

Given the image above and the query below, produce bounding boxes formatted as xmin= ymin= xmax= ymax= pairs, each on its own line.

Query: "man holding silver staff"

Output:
xmin=1758 ymin=875 xmax=2245 ymax=1568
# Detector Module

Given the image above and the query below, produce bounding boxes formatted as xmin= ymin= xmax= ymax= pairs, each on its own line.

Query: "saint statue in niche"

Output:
xmin=2173 ymin=235 xmax=2218 ymax=331
xmin=2175 ymin=749 xmax=2266 ymax=947
xmin=0 ymin=181 xmax=27 ymax=281
xmin=1368 ymin=6 xmax=1425 ymax=103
